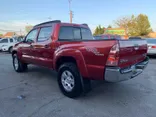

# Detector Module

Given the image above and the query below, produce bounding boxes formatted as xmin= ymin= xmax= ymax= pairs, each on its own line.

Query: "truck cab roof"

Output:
xmin=33 ymin=20 xmax=89 ymax=29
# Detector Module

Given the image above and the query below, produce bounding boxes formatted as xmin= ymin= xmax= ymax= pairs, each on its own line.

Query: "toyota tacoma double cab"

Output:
xmin=12 ymin=20 xmax=149 ymax=98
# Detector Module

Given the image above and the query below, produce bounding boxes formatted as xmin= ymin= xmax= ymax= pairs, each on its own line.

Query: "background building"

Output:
xmin=104 ymin=28 xmax=128 ymax=39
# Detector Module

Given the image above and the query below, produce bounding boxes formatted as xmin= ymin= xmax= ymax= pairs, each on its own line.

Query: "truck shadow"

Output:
xmin=148 ymin=55 xmax=156 ymax=59
xmin=81 ymin=80 xmax=149 ymax=105
xmin=28 ymin=65 xmax=57 ymax=80
xmin=27 ymin=65 xmax=144 ymax=104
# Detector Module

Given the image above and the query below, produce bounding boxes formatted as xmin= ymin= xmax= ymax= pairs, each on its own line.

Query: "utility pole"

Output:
xmin=68 ymin=0 xmax=73 ymax=23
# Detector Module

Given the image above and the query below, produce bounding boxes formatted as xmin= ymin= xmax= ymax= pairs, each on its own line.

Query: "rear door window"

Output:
xmin=10 ymin=38 xmax=13 ymax=43
xmin=38 ymin=27 xmax=52 ymax=42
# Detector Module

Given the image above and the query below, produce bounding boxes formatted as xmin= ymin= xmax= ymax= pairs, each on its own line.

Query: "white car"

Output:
xmin=147 ymin=39 xmax=156 ymax=55
xmin=0 ymin=38 xmax=18 ymax=53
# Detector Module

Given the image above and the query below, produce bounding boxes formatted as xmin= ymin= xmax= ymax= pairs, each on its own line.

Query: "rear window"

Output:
xmin=59 ymin=27 xmax=73 ymax=40
xmin=59 ymin=26 xmax=93 ymax=40
xmin=73 ymin=28 xmax=81 ymax=40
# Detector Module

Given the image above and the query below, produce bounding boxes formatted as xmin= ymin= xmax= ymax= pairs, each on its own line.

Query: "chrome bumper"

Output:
xmin=105 ymin=57 xmax=149 ymax=82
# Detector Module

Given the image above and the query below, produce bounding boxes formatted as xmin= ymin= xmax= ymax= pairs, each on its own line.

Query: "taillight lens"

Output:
xmin=106 ymin=43 xmax=120 ymax=66
xmin=151 ymin=45 xmax=156 ymax=48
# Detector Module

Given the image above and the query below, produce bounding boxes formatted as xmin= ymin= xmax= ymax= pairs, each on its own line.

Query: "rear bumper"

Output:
xmin=105 ymin=57 xmax=149 ymax=82
xmin=147 ymin=49 xmax=156 ymax=55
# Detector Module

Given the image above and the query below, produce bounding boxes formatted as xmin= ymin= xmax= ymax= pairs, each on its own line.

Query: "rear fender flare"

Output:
xmin=53 ymin=49 xmax=89 ymax=78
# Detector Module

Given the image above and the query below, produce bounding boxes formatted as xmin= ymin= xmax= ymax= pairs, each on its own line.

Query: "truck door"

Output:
xmin=31 ymin=26 xmax=54 ymax=68
xmin=21 ymin=29 xmax=38 ymax=63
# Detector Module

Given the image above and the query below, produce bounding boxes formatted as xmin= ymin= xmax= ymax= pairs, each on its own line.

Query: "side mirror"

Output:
xmin=22 ymin=37 xmax=26 ymax=43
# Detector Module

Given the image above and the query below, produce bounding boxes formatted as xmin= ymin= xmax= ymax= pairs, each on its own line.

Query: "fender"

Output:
xmin=53 ymin=48 xmax=89 ymax=78
xmin=12 ymin=45 xmax=23 ymax=60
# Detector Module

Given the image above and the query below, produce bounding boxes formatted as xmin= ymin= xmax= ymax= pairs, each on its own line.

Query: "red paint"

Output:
xmin=12 ymin=21 xmax=148 ymax=80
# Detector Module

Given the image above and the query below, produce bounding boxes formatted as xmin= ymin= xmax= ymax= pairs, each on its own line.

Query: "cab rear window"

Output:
xmin=59 ymin=26 xmax=93 ymax=41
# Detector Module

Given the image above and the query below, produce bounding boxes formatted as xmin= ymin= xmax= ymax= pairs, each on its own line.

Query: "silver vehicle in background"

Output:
xmin=147 ymin=39 xmax=156 ymax=55
xmin=0 ymin=37 xmax=23 ymax=53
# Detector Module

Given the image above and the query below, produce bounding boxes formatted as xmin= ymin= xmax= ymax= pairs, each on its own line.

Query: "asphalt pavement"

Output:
xmin=0 ymin=53 xmax=156 ymax=117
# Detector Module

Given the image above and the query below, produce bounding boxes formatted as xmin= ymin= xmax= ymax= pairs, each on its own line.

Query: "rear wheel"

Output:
xmin=58 ymin=63 xmax=83 ymax=98
xmin=12 ymin=54 xmax=28 ymax=72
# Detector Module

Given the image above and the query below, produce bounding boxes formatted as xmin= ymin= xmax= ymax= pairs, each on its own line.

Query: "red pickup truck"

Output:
xmin=12 ymin=20 xmax=149 ymax=98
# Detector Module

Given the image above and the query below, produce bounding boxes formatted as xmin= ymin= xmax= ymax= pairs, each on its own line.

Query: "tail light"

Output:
xmin=151 ymin=45 xmax=156 ymax=48
xmin=106 ymin=43 xmax=120 ymax=66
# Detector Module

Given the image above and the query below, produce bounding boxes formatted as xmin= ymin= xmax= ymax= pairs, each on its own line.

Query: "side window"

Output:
xmin=81 ymin=28 xmax=93 ymax=40
xmin=10 ymin=38 xmax=13 ymax=43
xmin=73 ymin=28 xmax=81 ymax=40
xmin=38 ymin=27 xmax=52 ymax=42
xmin=59 ymin=27 xmax=73 ymax=40
xmin=25 ymin=29 xmax=38 ymax=43
xmin=0 ymin=39 xmax=8 ymax=43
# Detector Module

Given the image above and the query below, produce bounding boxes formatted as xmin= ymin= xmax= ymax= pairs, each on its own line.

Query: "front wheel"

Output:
xmin=58 ymin=63 xmax=83 ymax=98
xmin=9 ymin=47 xmax=13 ymax=53
xmin=12 ymin=54 xmax=28 ymax=72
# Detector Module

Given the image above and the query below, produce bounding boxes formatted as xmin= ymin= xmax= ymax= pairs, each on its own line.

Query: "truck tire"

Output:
xmin=58 ymin=63 xmax=83 ymax=98
xmin=9 ymin=47 xmax=13 ymax=53
xmin=12 ymin=54 xmax=28 ymax=72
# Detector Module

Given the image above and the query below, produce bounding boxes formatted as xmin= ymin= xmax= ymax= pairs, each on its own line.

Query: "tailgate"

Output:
xmin=119 ymin=39 xmax=147 ymax=68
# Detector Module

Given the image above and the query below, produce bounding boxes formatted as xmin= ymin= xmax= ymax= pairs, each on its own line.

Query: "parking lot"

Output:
xmin=0 ymin=53 xmax=156 ymax=117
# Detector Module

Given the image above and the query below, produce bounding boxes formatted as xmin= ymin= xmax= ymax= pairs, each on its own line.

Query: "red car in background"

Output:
xmin=94 ymin=34 xmax=122 ymax=40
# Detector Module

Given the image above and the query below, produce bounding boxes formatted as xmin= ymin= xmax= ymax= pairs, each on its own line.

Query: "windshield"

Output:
xmin=147 ymin=39 xmax=156 ymax=44
xmin=0 ymin=39 xmax=8 ymax=43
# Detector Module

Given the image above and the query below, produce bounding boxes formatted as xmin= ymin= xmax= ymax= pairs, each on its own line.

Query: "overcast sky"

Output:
xmin=0 ymin=0 xmax=156 ymax=34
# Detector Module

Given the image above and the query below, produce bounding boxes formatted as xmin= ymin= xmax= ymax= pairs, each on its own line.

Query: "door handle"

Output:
xmin=29 ymin=44 xmax=33 ymax=48
xmin=44 ymin=45 xmax=49 ymax=48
